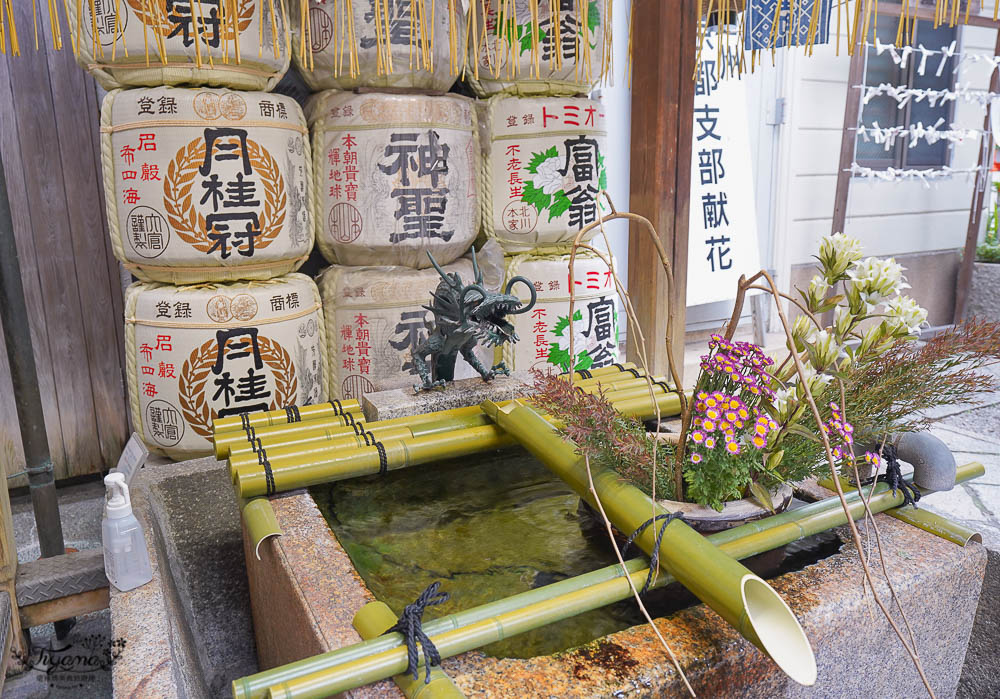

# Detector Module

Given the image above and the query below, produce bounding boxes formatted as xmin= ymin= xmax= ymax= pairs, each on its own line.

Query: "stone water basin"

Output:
xmin=242 ymin=446 xmax=987 ymax=697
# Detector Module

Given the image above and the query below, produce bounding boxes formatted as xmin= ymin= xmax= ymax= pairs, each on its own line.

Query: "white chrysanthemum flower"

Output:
xmin=773 ymin=387 xmax=796 ymax=420
xmin=818 ymin=233 xmax=864 ymax=279
xmin=847 ymin=257 xmax=910 ymax=305
xmin=806 ymin=329 xmax=846 ymax=369
xmin=534 ymin=157 xmax=565 ymax=195
xmin=833 ymin=306 xmax=853 ymax=338
xmin=885 ymin=295 xmax=928 ymax=335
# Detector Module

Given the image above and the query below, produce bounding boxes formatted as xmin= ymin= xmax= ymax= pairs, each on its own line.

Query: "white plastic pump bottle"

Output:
xmin=102 ymin=472 xmax=153 ymax=592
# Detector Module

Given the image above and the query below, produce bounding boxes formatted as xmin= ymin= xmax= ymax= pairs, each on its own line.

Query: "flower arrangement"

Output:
xmin=538 ymin=231 xmax=1000 ymax=512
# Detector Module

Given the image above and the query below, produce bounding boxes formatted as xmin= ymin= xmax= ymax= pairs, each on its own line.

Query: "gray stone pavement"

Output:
xmin=915 ymin=365 xmax=1000 ymax=548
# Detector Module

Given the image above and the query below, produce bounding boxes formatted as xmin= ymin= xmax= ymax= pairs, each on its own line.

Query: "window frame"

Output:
xmin=854 ymin=17 xmax=960 ymax=171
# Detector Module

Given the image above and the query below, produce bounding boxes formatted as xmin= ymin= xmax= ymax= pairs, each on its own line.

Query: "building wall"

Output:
xmin=775 ymin=12 xmax=997 ymax=325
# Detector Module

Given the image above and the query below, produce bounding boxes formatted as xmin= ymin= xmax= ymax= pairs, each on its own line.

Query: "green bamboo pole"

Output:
xmin=215 ymin=406 xmax=485 ymax=460
xmin=226 ymin=378 xmax=666 ymax=463
xmin=227 ymin=380 xmax=672 ymax=471
xmin=231 ymin=391 xmax=684 ymax=498
xmin=227 ymin=414 xmax=491 ymax=470
xmin=233 ymin=462 xmax=984 ymax=699
xmin=884 ymin=506 xmax=983 ymax=547
xmin=213 ymin=400 xmax=363 ymax=436
xmin=214 ymin=411 xmax=370 ymax=459
xmin=482 ymin=399 xmax=817 ymax=686
xmin=353 ymin=602 xmax=467 ymax=698
xmin=596 ymin=381 xmax=673 ymax=402
xmin=817 ymin=476 xmax=984 ymax=547
xmin=241 ymin=497 xmax=282 ymax=560
xmin=234 ymin=425 xmax=517 ymax=498
xmin=214 ymin=366 xmax=653 ymax=459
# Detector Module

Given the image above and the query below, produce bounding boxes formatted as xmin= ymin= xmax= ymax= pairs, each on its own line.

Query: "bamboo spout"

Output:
xmin=483 ymin=399 xmax=817 ymax=687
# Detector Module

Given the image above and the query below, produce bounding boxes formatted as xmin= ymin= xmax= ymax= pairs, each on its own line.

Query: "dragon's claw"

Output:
xmin=492 ymin=362 xmax=511 ymax=377
xmin=414 ymin=379 xmax=447 ymax=393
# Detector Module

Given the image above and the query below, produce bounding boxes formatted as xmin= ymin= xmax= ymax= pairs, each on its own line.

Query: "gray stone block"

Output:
xmin=361 ymin=372 xmax=535 ymax=421
xmin=146 ymin=466 xmax=258 ymax=698
xmin=965 ymin=262 xmax=1000 ymax=323
xmin=958 ymin=548 xmax=1000 ymax=698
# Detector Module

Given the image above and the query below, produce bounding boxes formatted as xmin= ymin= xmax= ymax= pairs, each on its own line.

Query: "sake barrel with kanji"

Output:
xmin=308 ymin=90 xmax=479 ymax=268
xmin=102 ymin=87 xmax=314 ymax=284
xmin=481 ymin=95 xmax=608 ymax=252
xmin=318 ymin=243 xmax=503 ymax=401
xmin=500 ymin=250 xmax=619 ymax=373
xmin=124 ymin=274 xmax=328 ymax=459
xmin=69 ymin=0 xmax=290 ymax=91
xmin=468 ymin=0 xmax=608 ymax=97
xmin=290 ymin=0 xmax=458 ymax=92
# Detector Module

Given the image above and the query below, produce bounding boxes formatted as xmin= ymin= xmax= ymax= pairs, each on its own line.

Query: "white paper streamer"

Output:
xmin=847 ymin=162 xmax=980 ymax=188
xmin=857 ymin=82 xmax=1000 ymax=109
xmin=869 ymin=39 xmax=1000 ymax=78
xmin=855 ymin=118 xmax=982 ymax=150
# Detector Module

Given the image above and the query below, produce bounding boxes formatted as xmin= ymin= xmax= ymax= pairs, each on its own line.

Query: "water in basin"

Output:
xmin=311 ymin=447 xmax=654 ymax=659
xmin=311 ymin=446 xmax=842 ymax=659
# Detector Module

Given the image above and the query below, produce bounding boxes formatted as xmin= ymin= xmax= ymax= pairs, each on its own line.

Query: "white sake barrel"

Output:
xmin=469 ymin=0 xmax=607 ymax=97
xmin=308 ymin=90 xmax=479 ymax=268
xmin=318 ymin=243 xmax=503 ymax=401
xmin=501 ymin=250 xmax=619 ymax=373
xmin=102 ymin=87 xmax=314 ymax=284
xmin=291 ymin=0 xmax=457 ymax=92
xmin=480 ymin=95 xmax=608 ymax=252
xmin=125 ymin=274 xmax=327 ymax=459
xmin=70 ymin=0 xmax=290 ymax=91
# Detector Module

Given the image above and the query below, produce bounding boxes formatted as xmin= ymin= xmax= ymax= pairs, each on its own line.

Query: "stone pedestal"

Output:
xmin=361 ymin=373 xmax=535 ymax=422
xmin=245 ymin=485 xmax=987 ymax=698
xmin=965 ymin=262 xmax=1000 ymax=322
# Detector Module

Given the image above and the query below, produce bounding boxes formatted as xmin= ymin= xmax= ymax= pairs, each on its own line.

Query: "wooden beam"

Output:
xmin=878 ymin=3 xmax=1000 ymax=30
xmin=0 ymin=475 xmax=25 ymax=660
xmin=19 ymin=587 xmax=110 ymax=629
xmin=955 ymin=29 xmax=1000 ymax=322
xmin=627 ymin=0 xmax=697 ymax=379
xmin=831 ymin=31 xmax=868 ymax=237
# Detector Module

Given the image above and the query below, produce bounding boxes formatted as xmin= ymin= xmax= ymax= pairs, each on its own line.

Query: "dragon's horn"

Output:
xmin=426 ymin=252 xmax=451 ymax=284
xmin=458 ymin=284 xmax=487 ymax=324
xmin=504 ymin=276 xmax=538 ymax=315
xmin=471 ymin=247 xmax=484 ymax=286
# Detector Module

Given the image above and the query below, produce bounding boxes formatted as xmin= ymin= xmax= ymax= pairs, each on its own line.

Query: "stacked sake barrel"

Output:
xmin=73 ymin=3 xmax=327 ymax=458
xmin=470 ymin=1 xmax=622 ymax=374
xmin=291 ymin=2 xmax=497 ymax=402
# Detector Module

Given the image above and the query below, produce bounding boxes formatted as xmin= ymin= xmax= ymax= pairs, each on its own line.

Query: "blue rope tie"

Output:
xmin=383 ymin=582 xmax=450 ymax=683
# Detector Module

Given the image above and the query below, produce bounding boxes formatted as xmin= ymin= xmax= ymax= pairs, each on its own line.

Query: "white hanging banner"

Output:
xmin=687 ymin=37 xmax=762 ymax=307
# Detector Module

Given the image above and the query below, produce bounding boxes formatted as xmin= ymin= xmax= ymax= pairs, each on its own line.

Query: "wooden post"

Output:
xmin=954 ymin=29 xmax=1000 ymax=323
xmin=627 ymin=0 xmax=697 ymax=379
xmin=830 ymin=34 xmax=867 ymax=238
xmin=1 ymin=479 xmax=26 ymax=664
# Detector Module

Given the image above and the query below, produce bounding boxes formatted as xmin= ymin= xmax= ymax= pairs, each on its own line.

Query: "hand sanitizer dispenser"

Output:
xmin=102 ymin=472 xmax=152 ymax=592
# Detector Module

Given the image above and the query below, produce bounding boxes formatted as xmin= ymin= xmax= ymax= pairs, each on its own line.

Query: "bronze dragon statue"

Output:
xmin=413 ymin=250 xmax=537 ymax=392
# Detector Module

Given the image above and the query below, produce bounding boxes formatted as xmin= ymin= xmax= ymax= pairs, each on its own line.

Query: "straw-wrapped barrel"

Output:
xmin=308 ymin=90 xmax=479 ymax=268
xmin=317 ymin=243 xmax=503 ymax=401
xmin=125 ymin=273 xmax=327 ymax=459
xmin=69 ymin=0 xmax=290 ymax=91
xmin=101 ymin=87 xmax=314 ymax=284
xmin=480 ymin=95 xmax=607 ymax=252
xmin=291 ymin=0 xmax=458 ymax=92
xmin=468 ymin=0 xmax=608 ymax=97
xmin=500 ymin=249 xmax=619 ymax=372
